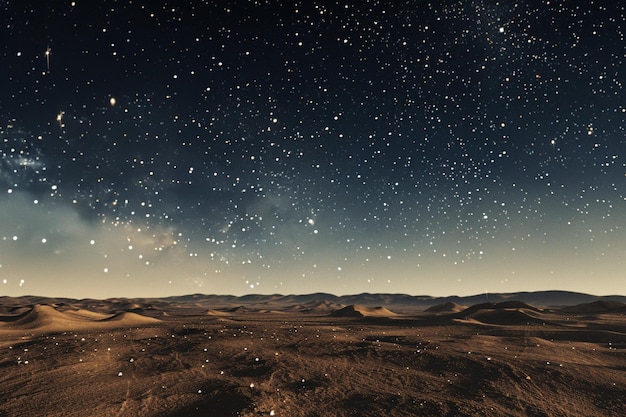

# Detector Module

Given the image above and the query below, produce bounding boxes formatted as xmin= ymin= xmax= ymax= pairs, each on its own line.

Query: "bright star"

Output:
xmin=45 ymin=45 xmax=51 ymax=71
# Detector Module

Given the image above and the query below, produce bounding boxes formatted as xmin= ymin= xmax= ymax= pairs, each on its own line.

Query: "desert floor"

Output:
xmin=1 ymin=297 xmax=625 ymax=416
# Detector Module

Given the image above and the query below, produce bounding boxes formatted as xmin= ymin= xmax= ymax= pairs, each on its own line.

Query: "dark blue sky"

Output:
xmin=1 ymin=1 xmax=624 ymax=298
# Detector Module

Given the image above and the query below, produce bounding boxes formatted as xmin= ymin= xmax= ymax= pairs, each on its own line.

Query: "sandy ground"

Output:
xmin=0 ymin=296 xmax=625 ymax=416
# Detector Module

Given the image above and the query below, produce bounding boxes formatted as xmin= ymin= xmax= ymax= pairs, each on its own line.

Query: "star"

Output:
xmin=56 ymin=110 xmax=65 ymax=129
xmin=44 ymin=45 xmax=51 ymax=71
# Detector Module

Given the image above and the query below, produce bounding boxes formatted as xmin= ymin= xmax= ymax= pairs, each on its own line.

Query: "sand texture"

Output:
xmin=0 ymin=293 xmax=625 ymax=416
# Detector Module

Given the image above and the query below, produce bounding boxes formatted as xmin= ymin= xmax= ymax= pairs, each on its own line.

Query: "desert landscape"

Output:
xmin=1 ymin=291 xmax=625 ymax=417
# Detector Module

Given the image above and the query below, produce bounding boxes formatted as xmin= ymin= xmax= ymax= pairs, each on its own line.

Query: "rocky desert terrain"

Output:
xmin=1 ymin=292 xmax=625 ymax=416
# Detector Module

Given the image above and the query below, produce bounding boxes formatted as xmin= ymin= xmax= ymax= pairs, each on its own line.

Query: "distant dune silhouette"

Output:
xmin=558 ymin=300 xmax=626 ymax=314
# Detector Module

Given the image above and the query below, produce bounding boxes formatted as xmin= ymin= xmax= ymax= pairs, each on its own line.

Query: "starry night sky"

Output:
xmin=1 ymin=1 xmax=624 ymax=298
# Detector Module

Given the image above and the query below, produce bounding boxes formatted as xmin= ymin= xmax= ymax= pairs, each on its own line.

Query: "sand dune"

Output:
xmin=330 ymin=304 xmax=398 ymax=318
xmin=205 ymin=309 xmax=231 ymax=316
xmin=284 ymin=300 xmax=346 ymax=313
xmin=226 ymin=305 xmax=251 ymax=313
xmin=464 ymin=308 xmax=547 ymax=325
xmin=63 ymin=308 xmax=112 ymax=320
xmin=102 ymin=311 xmax=162 ymax=324
xmin=3 ymin=305 xmax=79 ymax=329
xmin=448 ymin=301 xmax=547 ymax=325
xmin=459 ymin=300 xmax=542 ymax=315
xmin=424 ymin=301 xmax=466 ymax=313
xmin=0 ymin=304 xmax=161 ymax=333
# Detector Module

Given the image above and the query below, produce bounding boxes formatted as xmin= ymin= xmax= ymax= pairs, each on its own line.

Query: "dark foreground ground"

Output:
xmin=1 ymin=296 xmax=625 ymax=416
